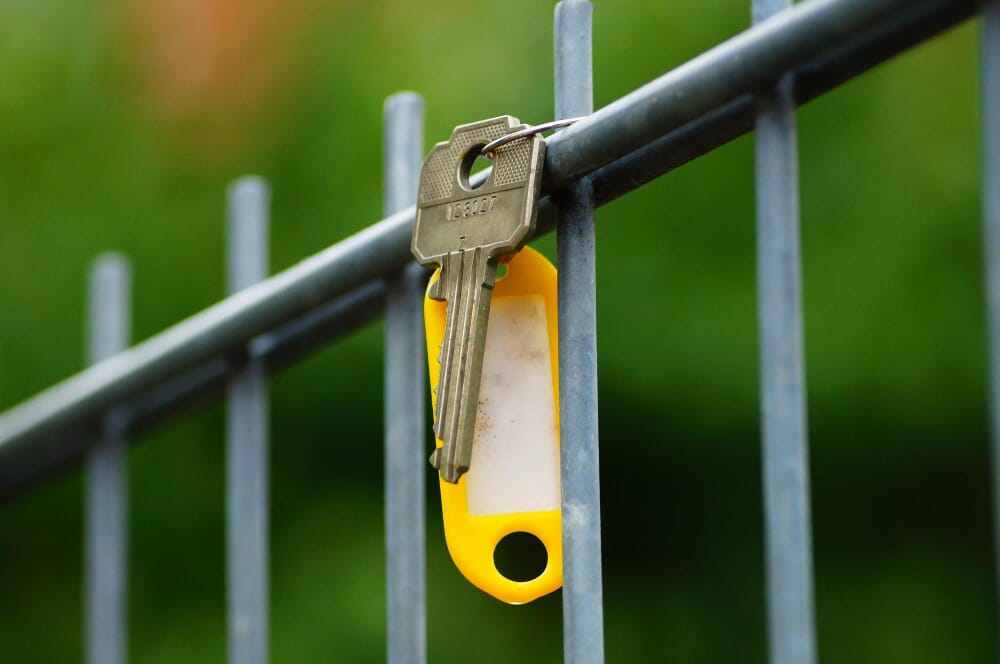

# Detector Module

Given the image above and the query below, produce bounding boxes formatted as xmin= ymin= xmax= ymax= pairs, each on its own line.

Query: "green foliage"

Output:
xmin=0 ymin=0 xmax=992 ymax=660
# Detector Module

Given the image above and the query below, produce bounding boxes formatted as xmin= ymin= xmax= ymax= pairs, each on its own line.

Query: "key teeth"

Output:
xmin=428 ymin=278 xmax=444 ymax=301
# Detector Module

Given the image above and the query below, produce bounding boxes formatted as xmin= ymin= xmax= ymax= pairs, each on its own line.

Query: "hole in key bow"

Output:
xmin=458 ymin=144 xmax=490 ymax=191
xmin=494 ymin=532 xmax=548 ymax=582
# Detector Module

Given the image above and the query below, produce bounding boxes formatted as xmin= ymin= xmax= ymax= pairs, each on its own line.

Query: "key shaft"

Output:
xmin=432 ymin=249 xmax=497 ymax=482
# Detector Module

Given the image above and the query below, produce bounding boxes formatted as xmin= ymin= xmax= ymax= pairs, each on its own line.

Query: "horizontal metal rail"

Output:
xmin=0 ymin=0 xmax=978 ymax=495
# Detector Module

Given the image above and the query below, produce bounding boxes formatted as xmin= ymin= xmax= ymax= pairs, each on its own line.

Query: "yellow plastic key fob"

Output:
xmin=424 ymin=245 xmax=561 ymax=604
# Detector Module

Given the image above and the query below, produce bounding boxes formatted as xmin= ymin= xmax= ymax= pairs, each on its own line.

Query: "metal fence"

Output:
xmin=0 ymin=0 xmax=988 ymax=661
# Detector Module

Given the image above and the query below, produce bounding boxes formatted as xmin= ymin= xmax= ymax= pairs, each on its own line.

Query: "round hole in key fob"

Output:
xmin=424 ymin=246 xmax=562 ymax=605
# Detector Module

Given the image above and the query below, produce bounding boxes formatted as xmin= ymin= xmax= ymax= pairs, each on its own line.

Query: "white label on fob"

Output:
xmin=466 ymin=295 xmax=560 ymax=517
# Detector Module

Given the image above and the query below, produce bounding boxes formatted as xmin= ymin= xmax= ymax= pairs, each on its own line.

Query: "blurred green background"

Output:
xmin=0 ymin=0 xmax=993 ymax=661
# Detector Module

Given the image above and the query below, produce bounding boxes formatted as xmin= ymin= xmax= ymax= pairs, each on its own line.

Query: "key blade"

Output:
xmin=433 ymin=248 xmax=496 ymax=483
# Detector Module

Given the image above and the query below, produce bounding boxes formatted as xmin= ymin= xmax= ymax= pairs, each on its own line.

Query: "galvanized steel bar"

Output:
xmin=574 ymin=0 xmax=974 ymax=209
xmin=382 ymin=91 xmax=427 ymax=664
xmin=753 ymin=2 xmax=817 ymax=663
xmin=554 ymin=2 xmax=604 ymax=663
xmin=545 ymin=0 xmax=927 ymax=190
xmin=0 ymin=205 xmax=414 ymax=492
xmin=84 ymin=254 xmax=130 ymax=664
xmin=0 ymin=0 xmax=977 ymax=495
xmin=226 ymin=178 xmax=271 ymax=664
xmin=126 ymin=281 xmax=388 ymax=437
xmin=982 ymin=0 xmax=1000 ymax=643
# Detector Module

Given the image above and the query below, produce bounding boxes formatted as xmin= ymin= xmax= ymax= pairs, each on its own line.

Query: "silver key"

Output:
xmin=412 ymin=115 xmax=546 ymax=483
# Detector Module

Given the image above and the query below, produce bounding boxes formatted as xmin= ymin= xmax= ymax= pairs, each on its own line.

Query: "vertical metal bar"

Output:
xmin=382 ymin=91 xmax=427 ymax=664
xmin=982 ymin=0 xmax=1000 ymax=647
xmin=85 ymin=253 xmax=131 ymax=664
xmin=554 ymin=2 xmax=604 ymax=663
xmin=753 ymin=2 xmax=817 ymax=663
xmin=226 ymin=177 xmax=270 ymax=664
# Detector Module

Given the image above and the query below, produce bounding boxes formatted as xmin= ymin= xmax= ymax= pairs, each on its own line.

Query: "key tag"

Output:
xmin=424 ymin=246 xmax=561 ymax=604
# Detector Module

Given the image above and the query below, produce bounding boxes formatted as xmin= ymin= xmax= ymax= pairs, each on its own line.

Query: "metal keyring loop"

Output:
xmin=481 ymin=117 xmax=585 ymax=159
